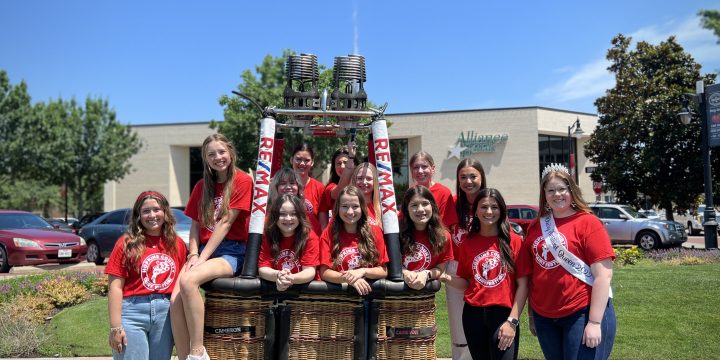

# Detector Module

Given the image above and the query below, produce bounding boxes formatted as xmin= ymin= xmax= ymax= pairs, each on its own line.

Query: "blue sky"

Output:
xmin=1 ymin=0 xmax=718 ymax=125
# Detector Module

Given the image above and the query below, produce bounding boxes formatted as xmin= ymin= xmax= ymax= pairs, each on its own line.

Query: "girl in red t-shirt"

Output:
xmin=319 ymin=185 xmax=388 ymax=296
xmin=290 ymin=143 xmax=326 ymax=235
xmin=441 ymin=188 xmax=524 ymax=360
xmin=515 ymin=165 xmax=616 ymax=360
xmin=174 ymin=134 xmax=253 ymax=360
xmin=319 ymin=140 xmax=358 ymax=229
xmin=351 ymin=162 xmax=382 ymax=228
xmin=106 ymin=191 xmax=187 ymax=360
xmin=399 ymin=186 xmax=454 ymax=290
xmin=268 ymin=167 xmax=321 ymax=236
xmin=410 ymin=151 xmax=458 ymax=229
xmin=258 ymin=194 xmax=320 ymax=290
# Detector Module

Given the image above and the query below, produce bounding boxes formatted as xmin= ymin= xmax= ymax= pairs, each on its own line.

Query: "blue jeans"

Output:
xmin=533 ymin=300 xmax=616 ymax=360
xmin=199 ymin=240 xmax=246 ymax=276
xmin=113 ymin=294 xmax=173 ymax=360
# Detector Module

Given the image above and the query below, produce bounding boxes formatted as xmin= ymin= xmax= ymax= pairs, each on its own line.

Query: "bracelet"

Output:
xmin=588 ymin=320 xmax=601 ymax=325
xmin=110 ymin=326 xmax=124 ymax=333
xmin=186 ymin=253 xmax=199 ymax=260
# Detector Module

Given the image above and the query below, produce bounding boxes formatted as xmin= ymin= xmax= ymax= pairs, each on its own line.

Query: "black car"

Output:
xmin=79 ymin=208 xmax=191 ymax=264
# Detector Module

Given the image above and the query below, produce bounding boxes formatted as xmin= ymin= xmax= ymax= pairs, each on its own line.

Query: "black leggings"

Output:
xmin=462 ymin=303 xmax=519 ymax=360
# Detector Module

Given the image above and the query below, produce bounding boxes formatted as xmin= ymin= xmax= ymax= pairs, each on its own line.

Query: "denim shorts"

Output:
xmin=199 ymin=240 xmax=246 ymax=276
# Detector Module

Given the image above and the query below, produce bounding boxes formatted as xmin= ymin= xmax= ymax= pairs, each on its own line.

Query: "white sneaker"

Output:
xmin=186 ymin=347 xmax=210 ymax=360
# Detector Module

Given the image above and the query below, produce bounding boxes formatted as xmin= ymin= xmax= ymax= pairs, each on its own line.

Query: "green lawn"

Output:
xmin=42 ymin=261 xmax=720 ymax=359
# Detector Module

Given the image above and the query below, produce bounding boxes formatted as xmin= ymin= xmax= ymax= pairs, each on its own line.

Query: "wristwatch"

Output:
xmin=506 ymin=317 xmax=519 ymax=328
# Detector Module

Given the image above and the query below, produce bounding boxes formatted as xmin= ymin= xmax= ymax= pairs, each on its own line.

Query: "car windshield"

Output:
xmin=173 ymin=209 xmax=192 ymax=224
xmin=0 ymin=213 xmax=54 ymax=230
xmin=621 ymin=206 xmax=644 ymax=218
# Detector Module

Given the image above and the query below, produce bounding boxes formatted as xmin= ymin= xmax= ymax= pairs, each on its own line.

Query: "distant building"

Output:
xmin=104 ymin=106 xmax=598 ymax=210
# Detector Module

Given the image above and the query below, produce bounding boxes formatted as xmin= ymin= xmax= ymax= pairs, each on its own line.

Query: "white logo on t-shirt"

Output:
xmin=140 ymin=253 xmax=177 ymax=291
xmin=472 ymin=250 xmax=506 ymax=288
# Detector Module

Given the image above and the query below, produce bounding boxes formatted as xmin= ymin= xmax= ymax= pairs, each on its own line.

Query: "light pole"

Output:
xmin=568 ymin=117 xmax=584 ymax=181
xmin=678 ymin=80 xmax=718 ymax=249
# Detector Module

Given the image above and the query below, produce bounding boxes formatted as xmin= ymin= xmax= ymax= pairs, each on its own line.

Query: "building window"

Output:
xmin=538 ymin=135 xmax=576 ymax=181
xmin=190 ymin=147 xmax=204 ymax=194
xmin=390 ymin=139 xmax=409 ymax=198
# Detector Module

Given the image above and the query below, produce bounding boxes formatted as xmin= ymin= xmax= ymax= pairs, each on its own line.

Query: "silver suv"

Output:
xmin=589 ymin=204 xmax=687 ymax=251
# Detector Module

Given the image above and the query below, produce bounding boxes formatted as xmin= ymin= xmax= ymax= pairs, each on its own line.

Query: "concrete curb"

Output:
xmin=7 ymin=262 xmax=99 ymax=275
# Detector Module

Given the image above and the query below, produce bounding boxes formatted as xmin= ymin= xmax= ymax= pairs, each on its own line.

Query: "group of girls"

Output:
xmin=105 ymin=132 xmax=616 ymax=360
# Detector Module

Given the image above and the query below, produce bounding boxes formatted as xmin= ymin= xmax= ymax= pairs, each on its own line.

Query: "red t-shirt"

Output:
xmin=450 ymin=194 xmax=474 ymax=260
xmin=516 ymin=212 xmax=616 ymax=318
xmin=402 ymin=230 xmax=454 ymax=271
xmin=456 ymin=231 xmax=522 ymax=308
xmin=319 ymin=224 xmax=389 ymax=271
xmin=258 ymin=232 xmax=320 ymax=273
xmin=185 ymin=169 xmax=253 ymax=244
xmin=430 ymin=183 xmax=458 ymax=229
xmin=105 ymin=234 xmax=187 ymax=297
xmin=319 ymin=182 xmax=337 ymax=214
xmin=366 ymin=205 xmax=380 ymax=227
xmin=304 ymin=177 xmax=325 ymax=235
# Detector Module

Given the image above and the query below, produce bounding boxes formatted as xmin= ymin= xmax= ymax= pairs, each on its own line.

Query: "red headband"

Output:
xmin=136 ymin=191 xmax=166 ymax=203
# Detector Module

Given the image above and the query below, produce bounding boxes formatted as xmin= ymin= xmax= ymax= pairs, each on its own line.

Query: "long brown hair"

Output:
xmin=124 ymin=191 xmax=178 ymax=272
xmin=538 ymin=169 xmax=592 ymax=218
xmin=351 ymin=162 xmax=382 ymax=227
xmin=264 ymin=194 xmax=311 ymax=260
xmin=470 ymin=188 xmax=514 ymax=273
xmin=400 ymin=186 xmax=448 ymax=256
xmin=455 ymin=158 xmax=487 ymax=230
xmin=199 ymin=134 xmax=238 ymax=228
xmin=331 ymin=186 xmax=379 ymax=268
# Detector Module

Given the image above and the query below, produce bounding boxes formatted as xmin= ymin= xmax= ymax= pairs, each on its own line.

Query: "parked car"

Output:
xmin=79 ymin=208 xmax=191 ymax=264
xmin=46 ymin=218 xmax=74 ymax=232
xmin=0 ymin=210 xmax=87 ymax=272
xmin=69 ymin=212 xmax=106 ymax=234
xmin=589 ymin=203 xmax=686 ymax=251
xmin=674 ymin=208 xmax=703 ymax=235
xmin=507 ymin=205 xmax=539 ymax=235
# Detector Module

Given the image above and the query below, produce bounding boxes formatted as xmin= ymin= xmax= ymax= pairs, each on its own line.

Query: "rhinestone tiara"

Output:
xmin=541 ymin=163 xmax=570 ymax=179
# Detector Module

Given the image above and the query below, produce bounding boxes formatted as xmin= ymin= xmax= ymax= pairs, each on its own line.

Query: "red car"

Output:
xmin=0 ymin=210 xmax=87 ymax=273
xmin=507 ymin=205 xmax=539 ymax=236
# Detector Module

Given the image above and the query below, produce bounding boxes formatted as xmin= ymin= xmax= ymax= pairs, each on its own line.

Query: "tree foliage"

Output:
xmin=216 ymin=50 xmax=373 ymax=175
xmin=585 ymin=35 xmax=717 ymax=219
xmin=0 ymin=70 xmax=141 ymax=216
xmin=699 ymin=9 xmax=720 ymax=43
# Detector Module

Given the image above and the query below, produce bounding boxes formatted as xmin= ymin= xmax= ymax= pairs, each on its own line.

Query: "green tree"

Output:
xmin=44 ymin=98 xmax=142 ymax=216
xmin=699 ymin=9 xmax=720 ymax=43
xmin=216 ymin=50 xmax=373 ymax=175
xmin=585 ymin=34 xmax=716 ymax=220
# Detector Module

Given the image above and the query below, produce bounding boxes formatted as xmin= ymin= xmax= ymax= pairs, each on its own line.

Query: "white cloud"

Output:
xmin=536 ymin=15 xmax=719 ymax=105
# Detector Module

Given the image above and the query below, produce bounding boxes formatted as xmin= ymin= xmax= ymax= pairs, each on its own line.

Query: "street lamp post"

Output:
xmin=568 ymin=117 xmax=584 ymax=180
xmin=678 ymin=80 xmax=718 ymax=249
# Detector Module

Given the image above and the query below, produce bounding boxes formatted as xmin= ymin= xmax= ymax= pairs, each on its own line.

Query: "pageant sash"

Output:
xmin=540 ymin=214 xmax=613 ymax=298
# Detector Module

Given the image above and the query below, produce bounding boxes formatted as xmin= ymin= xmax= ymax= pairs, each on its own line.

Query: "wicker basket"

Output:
xmin=285 ymin=294 xmax=364 ymax=360
xmin=204 ymin=292 xmax=274 ymax=360
xmin=374 ymin=293 xmax=437 ymax=360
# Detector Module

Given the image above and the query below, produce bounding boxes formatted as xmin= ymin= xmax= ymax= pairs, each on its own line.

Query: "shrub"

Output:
xmin=37 ymin=278 xmax=89 ymax=308
xmin=645 ymin=248 xmax=720 ymax=265
xmin=614 ymin=246 xmax=644 ymax=265
xmin=3 ymin=294 xmax=55 ymax=324
xmin=0 ymin=300 xmax=49 ymax=357
xmin=0 ymin=271 xmax=107 ymax=304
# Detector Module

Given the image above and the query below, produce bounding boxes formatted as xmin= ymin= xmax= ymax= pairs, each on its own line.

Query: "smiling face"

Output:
xmin=458 ymin=166 xmax=483 ymax=199
xmin=544 ymin=176 xmax=575 ymax=218
xmin=407 ymin=194 xmax=433 ymax=231
xmin=205 ymin=140 xmax=232 ymax=178
xmin=338 ymin=193 xmax=363 ymax=231
xmin=140 ymin=198 xmax=165 ymax=236
xmin=334 ymin=154 xmax=350 ymax=177
xmin=276 ymin=178 xmax=299 ymax=196
xmin=353 ymin=166 xmax=375 ymax=199
xmin=277 ymin=200 xmax=300 ymax=237
xmin=292 ymin=150 xmax=314 ymax=179
xmin=411 ymin=158 xmax=435 ymax=187
xmin=475 ymin=196 xmax=500 ymax=232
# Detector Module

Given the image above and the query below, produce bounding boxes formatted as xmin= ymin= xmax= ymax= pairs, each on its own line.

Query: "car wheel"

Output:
xmin=0 ymin=246 xmax=10 ymax=273
xmin=688 ymin=222 xmax=700 ymax=235
xmin=86 ymin=241 xmax=105 ymax=265
xmin=637 ymin=231 xmax=660 ymax=251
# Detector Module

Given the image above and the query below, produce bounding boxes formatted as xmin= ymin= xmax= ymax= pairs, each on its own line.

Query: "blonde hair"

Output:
xmin=538 ymin=170 xmax=592 ymax=218
xmin=351 ymin=162 xmax=382 ymax=227
xmin=199 ymin=134 xmax=238 ymax=228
